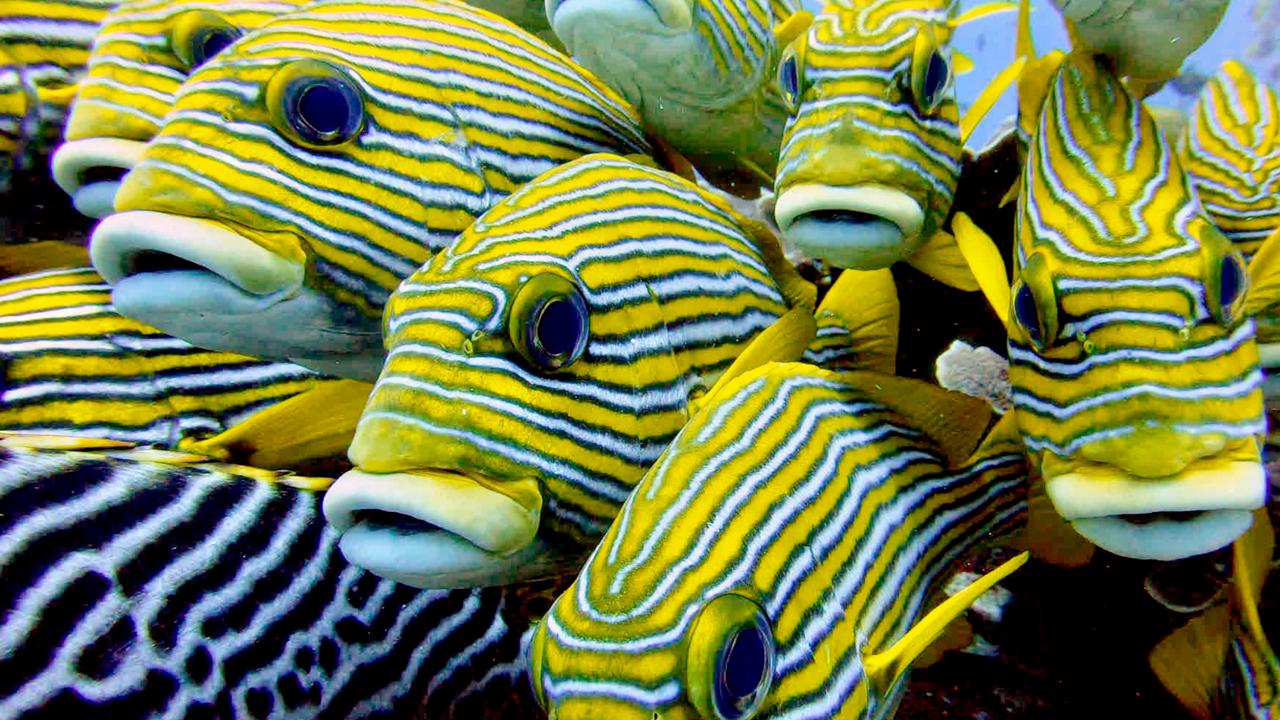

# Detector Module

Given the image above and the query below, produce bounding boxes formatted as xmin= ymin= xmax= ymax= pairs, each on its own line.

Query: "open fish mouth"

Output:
xmin=91 ymin=210 xmax=385 ymax=380
xmin=774 ymin=184 xmax=925 ymax=269
xmin=548 ymin=0 xmax=693 ymax=32
xmin=324 ymin=468 xmax=548 ymax=588
xmin=1046 ymin=460 xmax=1266 ymax=560
xmin=51 ymin=138 xmax=148 ymax=218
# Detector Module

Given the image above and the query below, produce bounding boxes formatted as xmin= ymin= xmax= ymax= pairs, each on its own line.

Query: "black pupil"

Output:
xmin=197 ymin=28 xmax=236 ymax=65
xmin=298 ymin=82 xmax=349 ymax=136
xmin=923 ymin=51 xmax=948 ymax=102
xmin=1014 ymin=284 xmax=1042 ymax=346
xmin=1221 ymin=257 xmax=1244 ymax=314
xmin=535 ymin=298 xmax=582 ymax=358
xmin=782 ymin=58 xmax=798 ymax=97
xmin=717 ymin=626 xmax=767 ymax=717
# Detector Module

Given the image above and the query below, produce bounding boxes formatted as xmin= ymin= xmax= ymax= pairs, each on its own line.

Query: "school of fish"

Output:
xmin=0 ymin=0 xmax=1276 ymax=717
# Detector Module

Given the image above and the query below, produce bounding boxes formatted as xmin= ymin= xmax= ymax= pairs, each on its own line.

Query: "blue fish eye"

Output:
xmin=686 ymin=594 xmax=775 ymax=720
xmin=170 ymin=11 xmax=242 ymax=72
xmin=922 ymin=50 xmax=949 ymax=107
xmin=715 ymin=625 xmax=769 ymax=719
xmin=193 ymin=26 xmax=240 ymax=68
xmin=1013 ymin=282 xmax=1044 ymax=348
xmin=268 ymin=61 xmax=366 ymax=149
xmin=779 ymin=54 xmax=800 ymax=110
xmin=509 ymin=273 xmax=589 ymax=372
xmin=1216 ymin=252 xmax=1247 ymax=324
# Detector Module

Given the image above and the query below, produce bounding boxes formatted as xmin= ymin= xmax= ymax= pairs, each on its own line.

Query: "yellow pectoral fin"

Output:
xmin=907 ymin=229 xmax=981 ymax=291
xmin=952 ymin=50 xmax=976 ymax=75
xmin=961 ymin=56 xmax=1027 ymax=145
xmin=811 ymin=268 xmax=899 ymax=374
xmin=0 ymin=433 xmax=136 ymax=452
xmin=773 ymin=10 xmax=814 ymax=48
xmin=0 ymin=241 xmax=91 ymax=278
xmin=949 ymin=213 xmax=1011 ymax=325
xmin=690 ymin=307 xmax=817 ymax=416
xmin=849 ymin=374 xmax=995 ymax=467
xmin=999 ymin=180 xmax=1020 ymax=207
xmin=949 ymin=2 xmax=1017 ymax=29
xmin=863 ymin=552 xmax=1029 ymax=699
xmin=1149 ymin=604 xmax=1232 ymax=720
xmin=1232 ymin=510 xmax=1275 ymax=658
xmin=184 ymin=379 xmax=373 ymax=469
xmin=914 ymin=616 xmax=974 ymax=669
xmin=1244 ymin=226 xmax=1280 ymax=318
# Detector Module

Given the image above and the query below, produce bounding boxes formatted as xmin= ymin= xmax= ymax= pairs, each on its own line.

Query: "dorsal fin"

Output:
xmin=773 ymin=10 xmax=814 ymax=48
xmin=864 ymin=551 xmax=1029 ymax=699
xmin=689 ymin=308 xmax=817 ymax=416
xmin=808 ymin=268 xmax=899 ymax=374
xmin=0 ymin=241 xmax=91 ymax=278
xmin=950 ymin=212 xmax=1011 ymax=326
xmin=845 ymin=375 xmax=995 ymax=468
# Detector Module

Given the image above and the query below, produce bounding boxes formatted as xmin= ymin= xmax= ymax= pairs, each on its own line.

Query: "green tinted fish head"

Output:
xmin=530 ymin=363 xmax=1027 ymax=719
xmin=322 ymin=154 xmax=793 ymax=588
xmin=774 ymin=4 xmax=960 ymax=270
xmin=1009 ymin=53 xmax=1267 ymax=561
xmin=89 ymin=1 xmax=649 ymax=381
xmin=53 ymin=0 xmax=308 ymax=218
xmin=547 ymin=0 xmax=799 ymax=188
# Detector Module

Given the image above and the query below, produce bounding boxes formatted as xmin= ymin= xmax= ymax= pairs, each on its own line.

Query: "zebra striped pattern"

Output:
xmin=1009 ymin=53 xmax=1265 ymax=464
xmin=0 ymin=443 xmax=552 ymax=719
xmin=62 ymin=0 xmax=307 ymax=144
xmin=0 ymin=0 xmax=116 ymax=171
xmin=532 ymin=363 xmax=1027 ymax=719
xmin=775 ymin=0 xmax=962 ymax=239
xmin=1179 ymin=59 xmax=1280 ymax=259
xmin=0 ymin=266 xmax=331 ymax=450
xmin=349 ymin=154 xmax=792 ymax=542
xmin=118 ymin=0 xmax=650 ymax=318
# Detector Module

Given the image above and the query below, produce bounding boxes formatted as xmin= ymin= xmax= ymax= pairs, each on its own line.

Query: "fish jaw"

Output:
xmin=323 ymin=468 xmax=547 ymax=589
xmin=90 ymin=210 xmax=385 ymax=380
xmin=1043 ymin=453 xmax=1267 ymax=560
xmin=50 ymin=137 xmax=147 ymax=218
xmin=774 ymin=184 xmax=925 ymax=269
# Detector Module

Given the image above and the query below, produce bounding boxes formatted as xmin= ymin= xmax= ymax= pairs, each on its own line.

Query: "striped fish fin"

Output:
xmin=802 ymin=268 xmax=899 ymax=373
xmin=690 ymin=307 xmax=816 ymax=415
xmin=0 ymin=444 xmax=555 ymax=718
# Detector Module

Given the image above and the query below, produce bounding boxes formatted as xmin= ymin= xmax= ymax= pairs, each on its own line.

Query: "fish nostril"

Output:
xmin=123 ymin=250 xmax=207 ymax=277
xmin=78 ymin=165 xmax=129 ymax=186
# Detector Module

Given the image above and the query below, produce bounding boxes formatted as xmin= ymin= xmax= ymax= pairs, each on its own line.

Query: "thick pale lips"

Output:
xmin=1046 ymin=459 xmax=1266 ymax=560
xmin=548 ymin=0 xmax=693 ymax=30
xmin=774 ymin=184 xmax=925 ymax=269
xmin=51 ymin=138 xmax=148 ymax=218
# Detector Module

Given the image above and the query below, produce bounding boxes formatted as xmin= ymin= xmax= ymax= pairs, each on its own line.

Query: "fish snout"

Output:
xmin=51 ymin=138 xmax=147 ymax=218
xmin=548 ymin=0 xmax=693 ymax=31
xmin=774 ymin=184 xmax=925 ymax=269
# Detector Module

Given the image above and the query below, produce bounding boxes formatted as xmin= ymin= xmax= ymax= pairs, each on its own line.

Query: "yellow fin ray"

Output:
xmin=0 ymin=433 xmax=136 ymax=451
xmin=908 ymin=229 xmax=981 ymax=291
xmin=0 ymin=241 xmax=91 ymax=278
xmin=864 ymin=551 xmax=1029 ymax=698
xmin=812 ymin=268 xmax=899 ymax=374
xmin=953 ymin=50 xmax=975 ymax=75
xmin=914 ymin=616 xmax=974 ymax=669
xmin=1149 ymin=604 xmax=1232 ymax=720
xmin=183 ymin=379 xmax=373 ymax=469
xmin=949 ymin=2 xmax=1017 ymax=29
xmin=961 ymin=56 xmax=1026 ymax=145
xmin=773 ymin=10 xmax=814 ymax=48
xmin=1244 ymin=226 xmax=1280 ymax=318
xmin=690 ymin=308 xmax=816 ymax=416
xmin=1232 ymin=510 xmax=1275 ymax=667
xmin=950 ymin=213 xmax=1010 ymax=325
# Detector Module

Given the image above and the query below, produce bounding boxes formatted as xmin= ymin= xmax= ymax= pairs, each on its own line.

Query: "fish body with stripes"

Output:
xmin=88 ymin=0 xmax=651 ymax=383
xmin=0 ymin=0 xmax=117 ymax=192
xmin=952 ymin=50 xmax=1280 ymax=562
xmin=0 ymin=265 xmax=372 ymax=469
xmin=546 ymin=0 xmax=805 ymax=194
xmin=0 ymin=437 xmax=554 ymax=719
xmin=322 ymin=153 xmax=835 ymax=590
xmin=51 ymin=0 xmax=312 ymax=219
xmin=82 ymin=0 xmax=650 ymax=381
xmin=528 ymin=361 xmax=1030 ymax=720
xmin=772 ymin=0 xmax=1015 ymax=282
xmin=1178 ymin=60 xmax=1280 ymax=361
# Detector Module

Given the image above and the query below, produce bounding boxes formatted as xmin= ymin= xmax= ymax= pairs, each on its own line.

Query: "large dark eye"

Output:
xmin=909 ymin=30 xmax=952 ymax=115
xmin=778 ymin=51 xmax=801 ymax=113
xmin=266 ymin=59 xmax=365 ymax=148
xmin=1213 ymin=251 xmax=1248 ymax=325
xmin=1013 ymin=282 xmax=1043 ymax=347
xmin=687 ymin=594 xmax=775 ymax=720
xmin=170 ymin=11 xmax=243 ymax=71
xmin=508 ymin=273 xmax=589 ymax=371
xmin=1011 ymin=253 xmax=1058 ymax=352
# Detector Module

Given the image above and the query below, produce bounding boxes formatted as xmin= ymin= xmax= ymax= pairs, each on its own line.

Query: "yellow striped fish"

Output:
xmin=772 ymin=0 xmax=1015 ymax=283
xmin=1178 ymin=60 xmax=1280 ymax=355
xmin=322 ymin=153 xmax=828 ymax=589
xmin=88 ymin=0 xmax=651 ymax=382
xmin=0 ymin=265 xmax=369 ymax=468
xmin=51 ymin=0 xmax=310 ymax=218
xmin=0 ymin=0 xmax=117 ymax=190
xmin=529 ymin=361 xmax=1029 ymax=719
xmin=546 ymin=0 xmax=806 ymax=193
xmin=952 ymin=49 xmax=1277 ymax=562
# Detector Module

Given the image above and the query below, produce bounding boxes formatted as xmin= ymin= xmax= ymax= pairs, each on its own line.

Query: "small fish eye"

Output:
xmin=1013 ymin=282 xmax=1044 ymax=349
xmin=778 ymin=53 xmax=801 ymax=112
xmin=686 ymin=594 xmax=775 ymax=720
xmin=1214 ymin=251 xmax=1248 ymax=325
xmin=508 ymin=273 xmax=589 ymax=372
xmin=170 ymin=11 xmax=243 ymax=71
xmin=922 ymin=51 xmax=950 ymax=107
xmin=909 ymin=30 xmax=951 ymax=115
xmin=267 ymin=59 xmax=365 ymax=149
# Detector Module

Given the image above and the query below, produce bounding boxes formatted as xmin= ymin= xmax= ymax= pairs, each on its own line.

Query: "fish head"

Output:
xmin=321 ymin=154 xmax=792 ymax=588
xmin=53 ymin=0 xmax=308 ymax=218
xmin=529 ymin=362 xmax=1026 ymax=719
xmin=89 ymin=1 xmax=648 ymax=381
xmin=774 ymin=6 xmax=960 ymax=270
xmin=1180 ymin=60 xmax=1280 ymax=344
xmin=1010 ymin=52 xmax=1268 ymax=561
